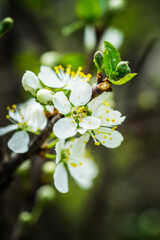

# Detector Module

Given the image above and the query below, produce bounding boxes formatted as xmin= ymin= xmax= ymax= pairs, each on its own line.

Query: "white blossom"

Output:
xmin=38 ymin=65 xmax=92 ymax=91
xmin=0 ymin=99 xmax=47 ymax=153
xmin=82 ymin=92 xmax=126 ymax=148
xmin=53 ymin=134 xmax=98 ymax=193
xmin=22 ymin=71 xmax=41 ymax=96
xmin=52 ymin=82 xmax=96 ymax=138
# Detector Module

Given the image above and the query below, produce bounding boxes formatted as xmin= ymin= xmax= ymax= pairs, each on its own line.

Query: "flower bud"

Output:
xmin=22 ymin=71 xmax=41 ymax=96
xmin=115 ymin=61 xmax=131 ymax=78
xmin=42 ymin=161 xmax=56 ymax=176
xmin=0 ymin=17 xmax=14 ymax=38
xmin=19 ymin=211 xmax=32 ymax=225
xmin=16 ymin=160 xmax=31 ymax=177
xmin=36 ymin=185 xmax=56 ymax=206
xmin=36 ymin=89 xmax=53 ymax=105
xmin=93 ymin=51 xmax=104 ymax=72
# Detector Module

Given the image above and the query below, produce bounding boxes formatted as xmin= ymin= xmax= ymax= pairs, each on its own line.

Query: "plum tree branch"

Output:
xmin=0 ymin=81 xmax=111 ymax=191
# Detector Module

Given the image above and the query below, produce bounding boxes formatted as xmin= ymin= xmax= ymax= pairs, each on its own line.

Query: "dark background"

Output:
xmin=0 ymin=0 xmax=160 ymax=239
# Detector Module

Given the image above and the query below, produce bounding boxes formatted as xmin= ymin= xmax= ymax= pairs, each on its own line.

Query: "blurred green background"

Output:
xmin=0 ymin=0 xmax=160 ymax=239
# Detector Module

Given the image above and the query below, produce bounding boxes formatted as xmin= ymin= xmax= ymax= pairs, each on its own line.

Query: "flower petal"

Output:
xmin=70 ymin=82 xmax=92 ymax=106
xmin=68 ymin=157 xmax=98 ymax=189
xmin=71 ymin=134 xmax=90 ymax=158
xmin=54 ymin=163 xmax=68 ymax=193
xmin=53 ymin=117 xmax=77 ymax=139
xmin=95 ymin=127 xmax=124 ymax=148
xmin=55 ymin=139 xmax=65 ymax=164
xmin=53 ymin=92 xmax=71 ymax=114
xmin=7 ymin=130 xmax=30 ymax=153
xmin=0 ymin=124 xmax=18 ymax=136
xmin=38 ymin=66 xmax=64 ymax=88
xmin=79 ymin=116 xmax=101 ymax=130
xmin=22 ymin=71 xmax=41 ymax=96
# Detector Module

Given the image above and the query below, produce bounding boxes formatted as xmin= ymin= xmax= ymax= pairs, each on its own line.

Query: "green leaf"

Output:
xmin=62 ymin=21 xmax=84 ymax=36
xmin=0 ymin=17 xmax=14 ymax=38
xmin=109 ymin=73 xmax=137 ymax=85
xmin=76 ymin=0 xmax=102 ymax=23
xmin=103 ymin=41 xmax=121 ymax=77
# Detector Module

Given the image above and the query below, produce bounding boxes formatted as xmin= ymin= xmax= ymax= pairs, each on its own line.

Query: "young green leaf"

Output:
xmin=0 ymin=17 xmax=14 ymax=38
xmin=109 ymin=73 xmax=137 ymax=85
xmin=103 ymin=41 xmax=121 ymax=77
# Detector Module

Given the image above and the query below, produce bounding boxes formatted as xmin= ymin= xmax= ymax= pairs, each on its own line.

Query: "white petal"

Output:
xmin=53 ymin=92 xmax=71 ymax=114
xmin=22 ymin=71 xmax=41 ymax=96
xmin=68 ymin=157 xmax=98 ymax=189
xmin=77 ymin=128 xmax=87 ymax=135
xmin=101 ymin=110 xmax=126 ymax=127
xmin=71 ymin=134 xmax=90 ymax=158
xmin=84 ymin=25 xmax=96 ymax=51
xmin=7 ymin=130 xmax=30 ymax=153
xmin=0 ymin=124 xmax=18 ymax=136
xmin=53 ymin=117 xmax=77 ymax=139
xmin=88 ymin=92 xmax=110 ymax=113
xmin=70 ymin=82 xmax=92 ymax=106
xmin=55 ymin=140 xmax=65 ymax=164
xmin=79 ymin=116 xmax=101 ymax=130
xmin=38 ymin=67 xmax=64 ymax=88
xmin=95 ymin=127 xmax=124 ymax=149
xmin=54 ymin=163 xmax=68 ymax=193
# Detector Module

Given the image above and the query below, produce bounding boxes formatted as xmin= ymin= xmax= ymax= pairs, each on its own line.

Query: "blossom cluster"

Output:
xmin=0 ymin=65 xmax=125 ymax=193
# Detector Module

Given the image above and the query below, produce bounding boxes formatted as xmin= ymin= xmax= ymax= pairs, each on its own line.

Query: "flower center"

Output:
xmin=70 ymin=106 xmax=87 ymax=120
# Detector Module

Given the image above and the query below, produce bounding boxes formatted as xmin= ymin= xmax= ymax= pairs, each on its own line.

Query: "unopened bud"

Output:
xmin=37 ymin=89 xmax=53 ymax=105
xmin=19 ymin=211 xmax=32 ymax=225
xmin=22 ymin=71 xmax=41 ymax=96
xmin=0 ymin=17 xmax=14 ymax=38
xmin=109 ymin=0 xmax=126 ymax=12
xmin=36 ymin=185 xmax=55 ymax=206
xmin=42 ymin=161 xmax=56 ymax=176
xmin=17 ymin=160 xmax=31 ymax=176
xmin=93 ymin=51 xmax=104 ymax=72
xmin=115 ymin=61 xmax=131 ymax=78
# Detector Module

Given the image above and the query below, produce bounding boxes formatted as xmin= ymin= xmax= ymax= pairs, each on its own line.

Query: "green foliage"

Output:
xmin=76 ymin=0 xmax=102 ymax=23
xmin=102 ymin=41 xmax=137 ymax=85
xmin=109 ymin=73 xmax=137 ymax=85
xmin=0 ymin=17 xmax=14 ymax=38
xmin=103 ymin=41 xmax=121 ymax=77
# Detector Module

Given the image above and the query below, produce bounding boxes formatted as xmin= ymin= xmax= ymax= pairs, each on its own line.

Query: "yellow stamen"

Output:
xmin=110 ymin=137 xmax=113 ymax=140
xmin=66 ymin=148 xmax=70 ymax=155
xmin=103 ymin=101 xmax=109 ymax=106
xmin=106 ymin=118 xmax=109 ymax=121
xmin=6 ymin=106 xmax=10 ymax=110
xmin=95 ymin=142 xmax=100 ymax=146
xmin=12 ymin=104 xmax=17 ymax=109
xmin=6 ymin=115 xmax=10 ymax=119
xmin=70 ymin=162 xmax=77 ymax=168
